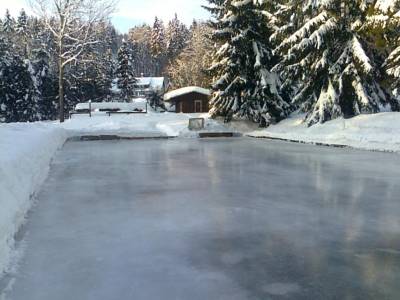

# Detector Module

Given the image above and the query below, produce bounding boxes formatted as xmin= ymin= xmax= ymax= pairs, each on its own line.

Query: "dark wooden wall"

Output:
xmin=170 ymin=92 xmax=210 ymax=113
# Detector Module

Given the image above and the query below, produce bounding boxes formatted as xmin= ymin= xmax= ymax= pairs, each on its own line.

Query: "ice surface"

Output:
xmin=2 ymin=138 xmax=400 ymax=299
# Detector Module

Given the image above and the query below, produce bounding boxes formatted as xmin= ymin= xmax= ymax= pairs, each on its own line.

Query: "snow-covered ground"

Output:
xmin=0 ymin=123 xmax=67 ymax=277
xmin=247 ymin=112 xmax=400 ymax=153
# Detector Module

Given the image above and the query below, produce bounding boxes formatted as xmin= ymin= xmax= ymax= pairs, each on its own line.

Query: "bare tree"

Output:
xmin=30 ymin=0 xmax=116 ymax=122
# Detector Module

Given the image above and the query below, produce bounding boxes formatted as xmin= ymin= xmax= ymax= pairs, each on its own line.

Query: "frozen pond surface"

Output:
xmin=2 ymin=138 xmax=400 ymax=299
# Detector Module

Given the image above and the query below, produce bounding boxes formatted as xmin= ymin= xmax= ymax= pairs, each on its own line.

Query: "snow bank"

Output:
xmin=0 ymin=123 xmax=67 ymax=276
xmin=247 ymin=112 xmax=400 ymax=152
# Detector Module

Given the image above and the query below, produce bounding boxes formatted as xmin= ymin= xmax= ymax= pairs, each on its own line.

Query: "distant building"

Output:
xmin=164 ymin=87 xmax=211 ymax=113
xmin=133 ymin=77 xmax=166 ymax=98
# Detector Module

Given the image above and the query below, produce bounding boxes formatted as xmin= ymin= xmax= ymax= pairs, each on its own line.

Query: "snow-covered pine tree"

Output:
xmin=275 ymin=0 xmax=399 ymax=126
xmin=19 ymin=59 xmax=41 ymax=122
xmin=16 ymin=9 xmax=30 ymax=56
xmin=377 ymin=0 xmax=400 ymax=101
xmin=150 ymin=17 xmax=166 ymax=57
xmin=0 ymin=56 xmax=39 ymax=122
xmin=0 ymin=35 xmax=38 ymax=123
xmin=3 ymin=10 xmax=15 ymax=37
xmin=166 ymin=14 xmax=190 ymax=60
xmin=205 ymin=0 xmax=289 ymax=126
xmin=32 ymin=48 xmax=58 ymax=120
xmin=98 ymin=49 xmax=115 ymax=100
xmin=150 ymin=17 xmax=168 ymax=76
xmin=116 ymin=40 xmax=136 ymax=101
xmin=0 ymin=36 xmax=12 ymax=122
xmin=269 ymin=0 xmax=304 ymax=96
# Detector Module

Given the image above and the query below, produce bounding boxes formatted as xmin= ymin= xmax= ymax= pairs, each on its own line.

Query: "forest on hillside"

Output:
xmin=1 ymin=0 xmax=400 ymax=127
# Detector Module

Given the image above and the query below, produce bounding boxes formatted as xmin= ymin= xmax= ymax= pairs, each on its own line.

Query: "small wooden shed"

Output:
xmin=164 ymin=87 xmax=211 ymax=113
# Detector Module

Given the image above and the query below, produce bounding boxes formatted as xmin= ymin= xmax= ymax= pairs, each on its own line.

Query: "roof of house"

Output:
xmin=164 ymin=86 xmax=211 ymax=101
xmin=134 ymin=77 xmax=165 ymax=90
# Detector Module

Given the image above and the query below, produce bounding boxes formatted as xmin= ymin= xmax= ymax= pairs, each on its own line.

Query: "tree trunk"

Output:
xmin=58 ymin=30 xmax=65 ymax=123
xmin=59 ymin=58 xmax=65 ymax=123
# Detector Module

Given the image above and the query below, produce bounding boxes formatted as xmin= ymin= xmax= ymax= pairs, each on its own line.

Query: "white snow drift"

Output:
xmin=0 ymin=123 xmax=67 ymax=276
xmin=247 ymin=112 xmax=400 ymax=152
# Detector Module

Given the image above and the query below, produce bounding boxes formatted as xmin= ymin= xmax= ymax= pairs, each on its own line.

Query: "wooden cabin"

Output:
xmin=164 ymin=87 xmax=211 ymax=113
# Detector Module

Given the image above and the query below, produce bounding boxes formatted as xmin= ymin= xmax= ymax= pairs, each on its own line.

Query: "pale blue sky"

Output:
xmin=0 ymin=0 xmax=210 ymax=33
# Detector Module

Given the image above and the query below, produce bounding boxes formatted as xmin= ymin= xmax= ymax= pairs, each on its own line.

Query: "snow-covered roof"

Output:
xmin=164 ymin=86 xmax=211 ymax=101
xmin=134 ymin=77 xmax=165 ymax=90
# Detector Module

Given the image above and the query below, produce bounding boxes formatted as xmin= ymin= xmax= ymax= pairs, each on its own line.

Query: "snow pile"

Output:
xmin=247 ymin=112 xmax=400 ymax=152
xmin=0 ymin=123 xmax=67 ymax=276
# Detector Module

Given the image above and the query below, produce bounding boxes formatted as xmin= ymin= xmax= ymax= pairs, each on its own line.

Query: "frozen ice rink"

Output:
xmin=2 ymin=138 xmax=400 ymax=299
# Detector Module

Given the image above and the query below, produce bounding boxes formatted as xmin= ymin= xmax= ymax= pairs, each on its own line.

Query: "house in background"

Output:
xmin=133 ymin=77 xmax=167 ymax=98
xmin=164 ymin=87 xmax=211 ymax=113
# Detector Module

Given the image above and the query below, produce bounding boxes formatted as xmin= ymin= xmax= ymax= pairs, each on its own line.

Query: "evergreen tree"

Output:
xmin=150 ymin=17 xmax=167 ymax=76
xmin=0 ymin=36 xmax=13 ymax=122
xmin=205 ymin=0 xmax=289 ymax=126
xmin=166 ymin=14 xmax=190 ymax=60
xmin=16 ymin=9 xmax=30 ymax=56
xmin=0 ymin=55 xmax=38 ymax=122
xmin=3 ymin=10 xmax=15 ymax=36
xmin=116 ymin=40 xmax=136 ymax=101
xmin=275 ymin=0 xmax=399 ymax=126
xmin=379 ymin=1 xmax=400 ymax=100
xmin=150 ymin=17 xmax=166 ymax=57
xmin=32 ymin=48 xmax=58 ymax=120
xmin=16 ymin=9 xmax=28 ymax=34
